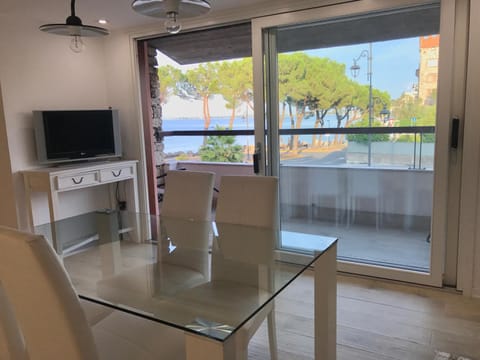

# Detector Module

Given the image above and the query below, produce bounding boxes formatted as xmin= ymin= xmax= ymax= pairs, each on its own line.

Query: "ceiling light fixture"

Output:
xmin=39 ymin=0 xmax=109 ymax=53
xmin=131 ymin=0 xmax=211 ymax=34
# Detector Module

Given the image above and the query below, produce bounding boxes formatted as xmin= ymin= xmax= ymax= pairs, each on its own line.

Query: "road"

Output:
xmin=281 ymin=150 xmax=347 ymax=166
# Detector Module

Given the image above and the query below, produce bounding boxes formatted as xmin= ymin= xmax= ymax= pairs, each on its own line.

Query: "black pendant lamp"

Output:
xmin=39 ymin=0 xmax=109 ymax=53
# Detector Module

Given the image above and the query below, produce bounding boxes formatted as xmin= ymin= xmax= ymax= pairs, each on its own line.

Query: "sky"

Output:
xmin=307 ymin=37 xmax=420 ymax=99
xmin=157 ymin=37 xmax=421 ymax=118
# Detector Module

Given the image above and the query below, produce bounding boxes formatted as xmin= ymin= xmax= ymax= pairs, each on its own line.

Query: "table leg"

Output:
xmin=23 ymin=176 xmax=34 ymax=231
xmin=46 ymin=182 xmax=60 ymax=254
xmin=314 ymin=242 xmax=337 ymax=360
xmin=185 ymin=331 xmax=244 ymax=360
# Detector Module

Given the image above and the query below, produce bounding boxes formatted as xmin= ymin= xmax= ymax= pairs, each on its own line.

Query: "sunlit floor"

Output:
xmin=282 ymin=218 xmax=431 ymax=271
xmin=249 ymin=272 xmax=480 ymax=360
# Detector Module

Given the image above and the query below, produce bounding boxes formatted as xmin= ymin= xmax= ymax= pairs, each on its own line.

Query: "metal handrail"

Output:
xmin=158 ymin=126 xmax=434 ymax=137
xmin=159 ymin=126 xmax=435 ymax=169
xmin=279 ymin=126 xmax=434 ymax=136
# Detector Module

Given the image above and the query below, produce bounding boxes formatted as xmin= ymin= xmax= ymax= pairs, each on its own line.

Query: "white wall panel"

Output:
xmin=0 ymin=15 xmax=110 ymax=228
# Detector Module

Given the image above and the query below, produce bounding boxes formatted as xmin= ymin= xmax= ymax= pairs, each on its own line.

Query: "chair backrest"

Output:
xmin=161 ymin=170 xmax=215 ymax=221
xmin=215 ymin=175 xmax=279 ymax=228
xmin=211 ymin=223 xmax=277 ymax=287
xmin=159 ymin=217 xmax=211 ymax=271
xmin=0 ymin=226 xmax=98 ymax=360
xmin=0 ymin=281 xmax=29 ymax=360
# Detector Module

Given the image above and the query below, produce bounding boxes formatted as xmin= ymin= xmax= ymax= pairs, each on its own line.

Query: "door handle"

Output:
xmin=451 ymin=117 xmax=459 ymax=149
xmin=253 ymin=143 xmax=261 ymax=174
xmin=253 ymin=154 xmax=260 ymax=174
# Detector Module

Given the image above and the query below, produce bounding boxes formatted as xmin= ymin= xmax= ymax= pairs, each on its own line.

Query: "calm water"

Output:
xmin=162 ymin=117 xmax=252 ymax=154
xmin=162 ymin=116 xmax=341 ymax=154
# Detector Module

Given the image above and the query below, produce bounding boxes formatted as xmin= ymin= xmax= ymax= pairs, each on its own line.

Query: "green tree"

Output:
xmin=345 ymin=88 xmax=391 ymax=127
xmin=179 ymin=63 xmax=220 ymax=132
xmin=392 ymin=94 xmax=436 ymax=127
xmin=277 ymin=53 xmax=374 ymax=151
xmin=278 ymin=53 xmax=315 ymax=151
xmin=157 ymin=65 xmax=182 ymax=105
xmin=198 ymin=126 xmax=243 ymax=162
xmin=303 ymin=56 xmax=360 ymax=145
xmin=217 ymin=59 xmax=253 ymax=129
xmin=346 ymin=118 xmax=389 ymax=143
xmin=392 ymin=94 xmax=436 ymax=143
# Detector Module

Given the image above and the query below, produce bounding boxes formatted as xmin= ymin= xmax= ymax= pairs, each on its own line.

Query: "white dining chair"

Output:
xmin=310 ymin=167 xmax=348 ymax=226
xmin=0 ymin=281 xmax=29 ymax=360
xmin=161 ymin=170 xmax=215 ymax=221
xmin=0 ymin=225 xmax=185 ymax=360
xmin=215 ymin=175 xmax=279 ymax=360
xmin=96 ymin=217 xmax=212 ymax=309
xmin=347 ymin=169 xmax=383 ymax=230
xmin=215 ymin=175 xmax=279 ymax=228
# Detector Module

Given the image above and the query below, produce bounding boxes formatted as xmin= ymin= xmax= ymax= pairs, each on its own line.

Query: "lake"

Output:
xmin=162 ymin=115 xmax=342 ymax=154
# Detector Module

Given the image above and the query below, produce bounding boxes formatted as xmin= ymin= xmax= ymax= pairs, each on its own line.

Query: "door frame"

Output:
xmin=252 ymin=0 xmax=465 ymax=286
xmin=458 ymin=0 xmax=479 ymax=297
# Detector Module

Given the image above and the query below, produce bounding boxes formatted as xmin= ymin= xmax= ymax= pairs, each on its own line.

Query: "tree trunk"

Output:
xmin=312 ymin=109 xmax=327 ymax=148
xmin=203 ymin=95 xmax=211 ymax=146
xmin=288 ymin=103 xmax=295 ymax=150
xmin=293 ymin=111 xmax=305 ymax=153
xmin=280 ymin=102 xmax=286 ymax=126
xmin=228 ymin=103 xmax=236 ymax=129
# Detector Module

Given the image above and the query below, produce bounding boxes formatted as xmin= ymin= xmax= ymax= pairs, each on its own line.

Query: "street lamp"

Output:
xmin=351 ymin=43 xmax=373 ymax=165
xmin=379 ymin=105 xmax=390 ymax=123
xmin=373 ymin=97 xmax=390 ymax=123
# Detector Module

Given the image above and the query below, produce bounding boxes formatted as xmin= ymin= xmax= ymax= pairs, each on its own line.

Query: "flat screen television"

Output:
xmin=33 ymin=109 xmax=122 ymax=164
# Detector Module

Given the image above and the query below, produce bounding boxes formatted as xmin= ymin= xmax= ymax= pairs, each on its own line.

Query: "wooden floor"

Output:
xmin=65 ymin=238 xmax=479 ymax=360
xmin=249 ymin=272 xmax=480 ymax=360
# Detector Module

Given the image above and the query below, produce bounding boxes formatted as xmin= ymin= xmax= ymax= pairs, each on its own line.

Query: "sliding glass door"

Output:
xmin=252 ymin=0 xmax=466 ymax=285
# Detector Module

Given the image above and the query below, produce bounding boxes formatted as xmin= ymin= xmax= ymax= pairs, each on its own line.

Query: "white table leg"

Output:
xmin=46 ymin=178 xmax=60 ymax=253
xmin=185 ymin=331 xmax=244 ymax=360
xmin=23 ymin=175 xmax=35 ymax=231
xmin=267 ymin=311 xmax=278 ymax=360
xmin=314 ymin=242 xmax=337 ymax=360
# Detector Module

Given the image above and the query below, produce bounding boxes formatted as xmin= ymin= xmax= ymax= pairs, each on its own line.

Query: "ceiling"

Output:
xmin=0 ymin=0 xmax=275 ymax=31
xmin=1 ymin=0 xmax=440 ymax=65
xmin=150 ymin=4 xmax=439 ymax=65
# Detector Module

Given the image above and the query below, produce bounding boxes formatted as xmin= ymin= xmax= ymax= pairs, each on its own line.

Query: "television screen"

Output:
xmin=33 ymin=110 xmax=122 ymax=164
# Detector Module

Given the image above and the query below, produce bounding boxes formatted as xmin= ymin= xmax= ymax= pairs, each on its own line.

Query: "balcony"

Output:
xmin=158 ymin=126 xmax=433 ymax=272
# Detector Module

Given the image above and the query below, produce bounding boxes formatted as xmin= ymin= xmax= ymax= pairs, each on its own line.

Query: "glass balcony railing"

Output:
xmin=159 ymin=126 xmax=434 ymax=170
xmin=160 ymin=129 xmax=254 ymax=163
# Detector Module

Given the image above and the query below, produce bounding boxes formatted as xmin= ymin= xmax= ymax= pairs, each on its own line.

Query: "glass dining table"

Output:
xmin=35 ymin=210 xmax=337 ymax=360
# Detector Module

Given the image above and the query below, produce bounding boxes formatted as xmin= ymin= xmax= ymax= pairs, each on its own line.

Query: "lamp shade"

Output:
xmin=39 ymin=0 xmax=109 ymax=37
xmin=131 ymin=0 xmax=211 ymax=19
xmin=39 ymin=23 xmax=109 ymax=37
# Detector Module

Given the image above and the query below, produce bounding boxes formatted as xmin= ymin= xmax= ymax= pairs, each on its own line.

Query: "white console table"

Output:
xmin=22 ymin=160 xmax=139 ymax=231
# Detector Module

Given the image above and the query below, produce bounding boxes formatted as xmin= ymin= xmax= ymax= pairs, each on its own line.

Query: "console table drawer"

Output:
xmin=99 ymin=166 xmax=133 ymax=182
xmin=57 ymin=172 xmax=99 ymax=190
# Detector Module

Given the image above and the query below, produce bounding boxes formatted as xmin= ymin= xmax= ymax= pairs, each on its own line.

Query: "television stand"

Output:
xmin=22 ymin=160 xmax=139 ymax=233
xmin=51 ymin=159 xmax=117 ymax=168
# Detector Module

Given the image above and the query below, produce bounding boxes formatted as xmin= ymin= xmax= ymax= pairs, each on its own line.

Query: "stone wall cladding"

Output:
xmin=147 ymin=46 xmax=165 ymax=168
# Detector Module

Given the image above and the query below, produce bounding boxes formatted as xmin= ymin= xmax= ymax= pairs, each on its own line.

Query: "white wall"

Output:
xmin=102 ymin=31 xmax=148 ymax=215
xmin=0 ymin=82 xmax=17 ymax=228
xmin=0 ymin=14 xmax=112 ymax=227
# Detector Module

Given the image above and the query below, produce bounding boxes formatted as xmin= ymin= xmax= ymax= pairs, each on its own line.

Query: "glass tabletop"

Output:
xmin=35 ymin=210 xmax=336 ymax=342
